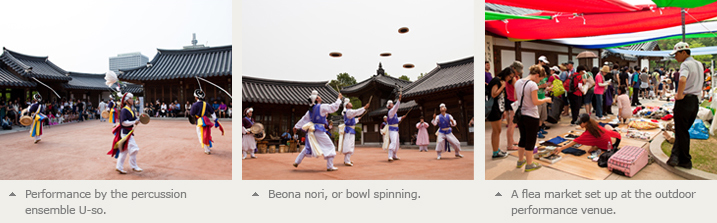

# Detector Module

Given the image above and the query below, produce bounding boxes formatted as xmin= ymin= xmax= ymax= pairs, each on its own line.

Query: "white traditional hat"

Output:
xmin=309 ymin=90 xmax=319 ymax=105
xmin=245 ymin=107 xmax=254 ymax=115
xmin=439 ymin=103 xmax=446 ymax=109
xmin=386 ymin=100 xmax=394 ymax=107
xmin=194 ymin=89 xmax=205 ymax=99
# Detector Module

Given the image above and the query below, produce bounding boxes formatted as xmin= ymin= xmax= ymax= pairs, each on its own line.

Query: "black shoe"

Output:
xmin=666 ymin=157 xmax=679 ymax=167
xmin=677 ymin=162 xmax=692 ymax=169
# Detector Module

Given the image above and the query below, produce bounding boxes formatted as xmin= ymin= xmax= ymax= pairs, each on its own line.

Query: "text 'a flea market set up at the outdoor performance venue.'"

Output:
xmin=485 ymin=0 xmax=717 ymax=180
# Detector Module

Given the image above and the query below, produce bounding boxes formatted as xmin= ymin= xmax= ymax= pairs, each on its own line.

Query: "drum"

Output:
xmin=20 ymin=116 xmax=33 ymax=126
xmin=101 ymin=110 xmax=109 ymax=119
xmin=268 ymin=145 xmax=276 ymax=153
xmin=139 ymin=113 xmax=150 ymax=124
xmin=279 ymin=145 xmax=287 ymax=153
xmin=250 ymin=123 xmax=266 ymax=140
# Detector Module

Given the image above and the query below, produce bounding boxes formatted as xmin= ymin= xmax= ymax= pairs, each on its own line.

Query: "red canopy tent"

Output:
xmin=485 ymin=1 xmax=717 ymax=40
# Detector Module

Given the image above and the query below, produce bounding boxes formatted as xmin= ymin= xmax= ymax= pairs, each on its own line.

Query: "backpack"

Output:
xmin=551 ymin=75 xmax=566 ymax=96
xmin=564 ymin=73 xmax=580 ymax=93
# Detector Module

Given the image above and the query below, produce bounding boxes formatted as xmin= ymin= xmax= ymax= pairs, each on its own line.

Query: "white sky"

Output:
xmin=242 ymin=0 xmax=474 ymax=82
xmin=1 ymin=0 xmax=232 ymax=74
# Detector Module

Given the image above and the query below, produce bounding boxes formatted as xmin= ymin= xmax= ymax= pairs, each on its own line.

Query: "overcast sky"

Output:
xmin=1 ymin=0 xmax=231 ymax=74
xmin=242 ymin=0 xmax=474 ymax=82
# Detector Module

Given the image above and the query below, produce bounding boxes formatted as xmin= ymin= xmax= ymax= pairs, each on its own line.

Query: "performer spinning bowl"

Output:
xmin=292 ymin=90 xmax=343 ymax=171
xmin=432 ymin=103 xmax=463 ymax=160
xmin=190 ymin=89 xmax=223 ymax=155
xmin=385 ymin=94 xmax=407 ymax=162
xmin=339 ymin=98 xmax=369 ymax=166
xmin=107 ymin=93 xmax=143 ymax=174
xmin=28 ymin=93 xmax=46 ymax=144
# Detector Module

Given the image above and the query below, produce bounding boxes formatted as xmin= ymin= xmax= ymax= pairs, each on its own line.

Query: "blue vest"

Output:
xmin=387 ymin=113 xmax=399 ymax=131
xmin=310 ymin=104 xmax=327 ymax=133
xmin=438 ymin=114 xmax=452 ymax=134
xmin=343 ymin=113 xmax=356 ymax=134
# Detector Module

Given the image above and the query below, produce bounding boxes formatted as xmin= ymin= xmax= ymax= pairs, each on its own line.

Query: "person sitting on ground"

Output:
xmin=218 ymin=101 xmax=227 ymax=118
xmin=552 ymin=113 xmax=621 ymax=155
xmin=2 ymin=115 xmax=12 ymax=130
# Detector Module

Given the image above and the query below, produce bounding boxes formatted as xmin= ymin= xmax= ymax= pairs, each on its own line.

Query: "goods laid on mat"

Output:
xmin=628 ymin=119 xmax=661 ymax=130
xmin=607 ymin=145 xmax=649 ymax=177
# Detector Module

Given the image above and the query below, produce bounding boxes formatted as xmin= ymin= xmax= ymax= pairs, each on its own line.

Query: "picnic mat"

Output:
xmin=509 ymin=127 xmax=653 ymax=180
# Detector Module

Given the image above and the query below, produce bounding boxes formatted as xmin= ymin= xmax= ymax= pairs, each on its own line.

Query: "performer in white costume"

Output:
xmin=385 ymin=94 xmax=407 ymax=162
xmin=416 ymin=117 xmax=430 ymax=152
xmin=292 ymin=90 xmax=343 ymax=171
xmin=432 ymin=103 xmax=463 ymax=160
xmin=338 ymin=98 xmax=369 ymax=166
xmin=242 ymin=107 xmax=257 ymax=159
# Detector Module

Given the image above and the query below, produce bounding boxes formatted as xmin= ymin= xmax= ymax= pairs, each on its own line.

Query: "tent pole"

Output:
xmin=682 ymin=8 xmax=686 ymax=42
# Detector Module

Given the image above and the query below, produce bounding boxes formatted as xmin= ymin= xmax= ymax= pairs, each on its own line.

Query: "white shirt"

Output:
xmin=294 ymin=98 xmax=342 ymax=129
xmin=514 ymin=78 xmax=540 ymax=119
xmin=680 ymin=56 xmax=705 ymax=96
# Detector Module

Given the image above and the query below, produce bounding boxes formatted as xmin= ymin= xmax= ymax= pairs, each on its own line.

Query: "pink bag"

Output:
xmin=607 ymin=145 xmax=649 ymax=177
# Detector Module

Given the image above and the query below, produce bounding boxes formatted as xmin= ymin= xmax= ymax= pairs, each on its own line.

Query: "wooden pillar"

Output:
xmin=458 ymin=94 xmax=467 ymax=143
xmin=515 ymin=42 xmax=522 ymax=62
xmin=568 ymin=46 xmax=573 ymax=61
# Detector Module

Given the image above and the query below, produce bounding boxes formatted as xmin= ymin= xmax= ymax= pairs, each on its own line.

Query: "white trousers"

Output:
xmin=388 ymin=130 xmax=400 ymax=158
xmin=196 ymin=126 xmax=211 ymax=153
xmin=344 ymin=152 xmax=352 ymax=163
xmin=294 ymin=147 xmax=335 ymax=169
xmin=435 ymin=132 xmax=461 ymax=156
xmin=34 ymin=135 xmax=41 ymax=141
xmin=419 ymin=145 xmax=428 ymax=151
xmin=116 ymin=135 xmax=140 ymax=171
xmin=242 ymin=134 xmax=256 ymax=158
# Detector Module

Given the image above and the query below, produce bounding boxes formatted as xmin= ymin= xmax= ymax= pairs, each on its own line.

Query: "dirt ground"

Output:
xmin=242 ymin=147 xmax=473 ymax=180
xmin=0 ymin=119 xmax=231 ymax=180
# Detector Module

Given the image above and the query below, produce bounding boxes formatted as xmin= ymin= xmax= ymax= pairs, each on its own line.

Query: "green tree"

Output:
xmin=328 ymin=72 xmax=357 ymax=91
xmin=398 ymin=75 xmax=410 ymax=81
xmin=417 ymin=73 xmax=425 ymax=79
xmin=688 ymin=41 xmax=713 ymax=63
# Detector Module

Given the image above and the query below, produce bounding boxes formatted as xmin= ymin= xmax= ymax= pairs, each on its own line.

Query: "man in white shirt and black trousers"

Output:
xmin=668 ymin=42 xmax=704 ymax=169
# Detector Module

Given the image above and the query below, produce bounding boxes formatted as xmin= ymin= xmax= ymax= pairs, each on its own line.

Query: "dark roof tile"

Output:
xmin=367 ymin=100 xmax=418 ymax=117
xmin=403 ymin=56 xmax=473 ymax=99
xmin=0 ymin=65 xmax=36 ymax=87
xmin=242 ymin=76 xmax=338 ymax=105
xmin=0 ymin=48 xmax=71 ymax=81
xmin=341 ymin=74 xmax=411 ymax=94
xmin=120 ymin=45 xmax=231 ymax=81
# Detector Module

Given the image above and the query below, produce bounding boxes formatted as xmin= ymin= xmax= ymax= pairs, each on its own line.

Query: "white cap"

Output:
xmin=383 ymin=115 xmax=387 ymax=119
xmin=550 ymin=66 xmax=560 ymax=73
xmin=309 ymin=90 xmax=319 ymax=105
xmin=670 ymin=42 xmax=690 ymax=56
xmin=538 ymin=55 xmax=549 ymax=64
xmin=245 ymin=107 xmax=253 ymax=115
xmin=439 ymin=103 xmax=446 ymax=109
xmin=343 ymin=98 xmax=351 ymax=112
xmin=386 ymin=100 xmax=393 ymax=107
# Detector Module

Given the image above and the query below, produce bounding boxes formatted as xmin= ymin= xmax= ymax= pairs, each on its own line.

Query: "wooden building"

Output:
xmin=242 ymin=76 xmax=338 ymax=138
xmin=120 ymin=45 xmax=231 ymax=105
xmin=401 ymin=56 xmax=474 ymax=145
xmin=340 ymin=63 xmax=415 ymax=144
xmin=0 ymin=47 xmax=72 ymax=103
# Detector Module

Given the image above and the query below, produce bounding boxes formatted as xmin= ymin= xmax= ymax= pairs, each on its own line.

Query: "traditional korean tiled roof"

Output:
xmin=0 ymin=65 xmax=36 ymax=87
xmin=341 ymin=74 xmax=412 ymax=94
xmin=62 ymin=72 xmax=109 ymax=90
xmin=242 ymin=76 xmax=338 ymax=105
xmin=403 ymin=56 xmax=473 ymax=98
xmin=119 ymin=45 xmax=231 ymax=81
xmin=0 ymin=47 xmax=71 ymax=81
xmin=366 ymin=100 xmax=418 ymax=117
xmin=122 ymin=84 xmax=144 ymax=94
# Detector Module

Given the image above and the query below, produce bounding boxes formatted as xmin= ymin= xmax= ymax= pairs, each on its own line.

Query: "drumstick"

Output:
xmin=398 ymin=107 xmax=414 ymax=124
xmin=356 ymin=95 xmax=373 ymax=119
